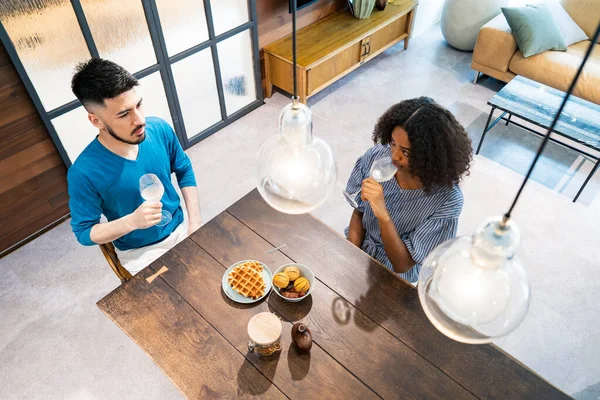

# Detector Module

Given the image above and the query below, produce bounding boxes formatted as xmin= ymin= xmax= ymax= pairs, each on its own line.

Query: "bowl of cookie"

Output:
xmin=271 ymin=263 xmax=315 ymax=302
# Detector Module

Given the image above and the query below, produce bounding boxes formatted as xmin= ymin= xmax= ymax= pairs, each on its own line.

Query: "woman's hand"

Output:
xmin=361 ymin=177 xmax=390 ymax=221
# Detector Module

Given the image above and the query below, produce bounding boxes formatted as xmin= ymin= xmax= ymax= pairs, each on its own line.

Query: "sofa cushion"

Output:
xmin=472 ymin=14 xmax=518 ymax=73
xmin=510 ymin=40 xmax=600 ymax=104
xmin=560 ymin=0 xmax=600 ymax=43
xmin=546 ymin=0 xmax=589 ymax=46
xmin=502 ymin=4 xmax=567 ymax=58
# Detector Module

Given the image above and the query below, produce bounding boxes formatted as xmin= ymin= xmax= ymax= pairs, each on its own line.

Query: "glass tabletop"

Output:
xmin=489 ymin=76 xmax=600 ymax=151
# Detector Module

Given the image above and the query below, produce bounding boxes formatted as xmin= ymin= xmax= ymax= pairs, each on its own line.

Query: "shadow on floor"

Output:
xmin=572 ymin=381 xmax=600 ymax=400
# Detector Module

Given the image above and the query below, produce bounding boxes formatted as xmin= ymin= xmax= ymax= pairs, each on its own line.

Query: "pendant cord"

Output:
xmin=292 ymin=0 xmax=298 ymax=98
xmin=503 ymin=21 xmax=600 ymax=222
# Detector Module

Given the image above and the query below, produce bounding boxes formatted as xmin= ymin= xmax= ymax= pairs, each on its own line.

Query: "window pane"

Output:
xmin=155 ymin=0 xmax=209 ymax=56
xmin=52 ymin=106 xmax=97 ymax=163
xmin=138 ymin=72 xmax=173 ymax=127
xmin=210 ymin=0 xmax=249 ymax=36
xmin=218 ymin=30 xmax=257 ymax=116
xmin=171 ymin=49 xmax=222 ymax=139
xmin=0 ymin=0 xmax=91 ymax=111
xmin=80 ymin=0 xmax=156 ymax=74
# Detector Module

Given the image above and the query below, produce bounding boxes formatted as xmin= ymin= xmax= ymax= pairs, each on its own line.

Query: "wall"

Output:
xmin=0 ymin=41 xmax=69 ymax=256
xmin=412 ymin=0 xmax=444 ymax=37
xmin=256 ymin=0 xmax=347 ymax=48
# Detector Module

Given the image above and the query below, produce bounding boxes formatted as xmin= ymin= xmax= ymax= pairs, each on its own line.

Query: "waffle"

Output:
xmin=228 ymin=261 xmax=266 ymax=299
xmin=242 ymin=261 xmax=263 ymax=274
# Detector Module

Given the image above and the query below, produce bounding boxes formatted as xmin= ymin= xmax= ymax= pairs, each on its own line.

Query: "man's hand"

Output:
xmin=188 ymin=217 xmax=202 ymax=234
xmin=361 ymin=177 xmax=390 ymax=221
xmin=127 ymin=201 xmax=163 ymax=229
xmin=181 ymin=186 xmax=201 ymax=235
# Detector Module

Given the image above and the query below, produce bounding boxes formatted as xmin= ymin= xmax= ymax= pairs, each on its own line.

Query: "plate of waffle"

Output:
xmin=222 ymin=260 xmax=273 ymax=304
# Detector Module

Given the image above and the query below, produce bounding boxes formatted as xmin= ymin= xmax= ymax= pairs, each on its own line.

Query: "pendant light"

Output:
xmin=418 ymin=22 xmax=600 ymax=344
xmin=257 ymin=0 xmax=336 ymax=214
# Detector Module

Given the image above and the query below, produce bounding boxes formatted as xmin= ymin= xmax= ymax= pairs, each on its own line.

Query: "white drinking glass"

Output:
xmin=343 ymin=156 xmax=398 ymax=209
xmin=139 ymin=173 xmax=172 ymax=226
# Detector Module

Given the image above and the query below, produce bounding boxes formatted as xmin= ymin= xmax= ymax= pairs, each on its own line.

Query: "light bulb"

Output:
xmin=257 ymin=98 xmax=336 ymax=214
xmin=268 ymin=147 xmax=322 ymax=198
xmin=418 ymin=216 xmax=530 ymax=344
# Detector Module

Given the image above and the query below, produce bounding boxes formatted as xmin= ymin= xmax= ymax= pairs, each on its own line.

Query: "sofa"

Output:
xmin=471 ymin=0 xmax=600 ymax=105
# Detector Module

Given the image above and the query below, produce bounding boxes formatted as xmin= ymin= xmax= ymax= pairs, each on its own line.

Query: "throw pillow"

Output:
xmin=545 ymin=0 xmax=588 ymax=46
xmin=502 ymin=3 xmax=568 ymax=58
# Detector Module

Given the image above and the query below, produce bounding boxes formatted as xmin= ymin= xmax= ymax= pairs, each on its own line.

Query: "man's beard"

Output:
xmin=105 ymin=123 xmax=146 ymax=145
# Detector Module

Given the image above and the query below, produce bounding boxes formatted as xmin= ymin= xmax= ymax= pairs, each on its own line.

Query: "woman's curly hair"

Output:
xmin=372 ymin=97 xmax=472 ymax=192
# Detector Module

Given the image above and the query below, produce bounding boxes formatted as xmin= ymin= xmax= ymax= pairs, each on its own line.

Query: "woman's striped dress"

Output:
xmin=345 ymin=145 xmax=464 ymax=283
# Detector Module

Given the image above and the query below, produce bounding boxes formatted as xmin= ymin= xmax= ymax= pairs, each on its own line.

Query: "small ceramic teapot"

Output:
xmin=291 ymin=323 xmax=312 ymax=353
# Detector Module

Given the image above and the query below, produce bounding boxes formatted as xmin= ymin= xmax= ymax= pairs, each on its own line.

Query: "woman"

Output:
xmin=345 ymin=97 xmax=472 ymax=284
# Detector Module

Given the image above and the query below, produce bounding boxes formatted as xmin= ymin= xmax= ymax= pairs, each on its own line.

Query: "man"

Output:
xmin=68 ymin=58 xmax=201 ymax=275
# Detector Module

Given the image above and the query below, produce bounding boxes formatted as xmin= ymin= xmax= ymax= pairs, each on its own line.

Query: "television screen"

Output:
xmin=290 ymin=0 xmax=320 ymax=13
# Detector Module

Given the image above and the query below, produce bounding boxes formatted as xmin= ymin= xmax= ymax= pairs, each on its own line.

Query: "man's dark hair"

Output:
xmin=71 ymin=58 xmax=138 ymax=109
xmin=372 ymin=97 xmax=473 ymax=192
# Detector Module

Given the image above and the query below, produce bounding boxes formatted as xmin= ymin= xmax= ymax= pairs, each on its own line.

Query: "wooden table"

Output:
xmin=98 ymin=190 xmax=569 ymax=399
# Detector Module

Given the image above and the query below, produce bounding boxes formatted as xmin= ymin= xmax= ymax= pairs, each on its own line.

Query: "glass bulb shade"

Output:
xmin=418 ymin=216 xmax=530 ymax=344
xmin=257 ymin=100 xmax=336 ymax=214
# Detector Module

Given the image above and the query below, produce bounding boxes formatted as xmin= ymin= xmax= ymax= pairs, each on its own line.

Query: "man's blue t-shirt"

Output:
xmin=67 ymin=117 xmax=196 ymax=251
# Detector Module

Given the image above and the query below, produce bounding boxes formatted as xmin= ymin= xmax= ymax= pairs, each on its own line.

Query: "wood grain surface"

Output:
xmin=190 ymin=212 xmax=477 ymax=400
xmin=226 ymin=190 xmax=570 ymax=400
xmin=263 ymin=0 xmax=416 ymax=67
xmin=148 ymin=238 xmax=377 ymax=400
xmin=97 ymin=267 xmax=285 ymax=399
xmin=97 ymin=190 xmax=570 ymax=399
xmin=0 ymin=42 xmax=69 ymax=256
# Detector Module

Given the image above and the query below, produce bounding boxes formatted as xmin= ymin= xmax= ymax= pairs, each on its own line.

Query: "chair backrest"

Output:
xmin=99 ymin=242 xmax=132 ymax=283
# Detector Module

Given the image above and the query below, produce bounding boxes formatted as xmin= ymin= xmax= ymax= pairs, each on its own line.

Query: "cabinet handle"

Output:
xmin=361 ymin=42 xmax=371 ymax=58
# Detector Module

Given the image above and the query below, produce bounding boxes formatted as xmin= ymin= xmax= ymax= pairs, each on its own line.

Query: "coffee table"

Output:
xmin=476 ymin=76 xmax=600 ymax=202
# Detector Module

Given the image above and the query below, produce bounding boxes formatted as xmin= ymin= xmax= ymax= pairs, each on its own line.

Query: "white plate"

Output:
xmin=222 ymin=260 xmax=273 ymax=304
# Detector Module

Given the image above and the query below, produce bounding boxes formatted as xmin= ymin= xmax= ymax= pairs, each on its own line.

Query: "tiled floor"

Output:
xmin=1 ymin=24 xmax=599 ymax=399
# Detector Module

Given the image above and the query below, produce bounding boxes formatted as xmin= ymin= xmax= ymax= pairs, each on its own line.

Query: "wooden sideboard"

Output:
xmin=263 ymin=0 xmax=417 ymax=103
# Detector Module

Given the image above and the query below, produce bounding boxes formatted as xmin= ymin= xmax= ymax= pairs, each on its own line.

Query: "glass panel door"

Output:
xmin=51 ymin=106 xmax=97 ymax=162
xmin=81 ymin=0 xmax=156 ymax=74
xmin=218 ymin=29 xmax=257 ymax=116
xmin=155 ymin=0 xmax=209 ymax=56
xmin=0 ymin=0 xmax=91 ymax=111
xmin=210 ymin=0 xmax=250 ymax=36
xmin=0 ymin=0 xmax=262 ymax=166
xmin=171 ymin=49 xmax=222 ymax=137
xmin=138 ymin=72 xmax=173 ymax=127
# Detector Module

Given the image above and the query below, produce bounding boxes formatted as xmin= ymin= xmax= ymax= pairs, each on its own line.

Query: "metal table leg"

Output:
xmin=573 ymin=158 xmax=600 ymax=202
xmin=505 ymin=114 xmax=512 ymax=126
xmin=476 ymin=107 xmax=506 ymax=155
xmin=476 ymin=107 xmax=494 ymax=155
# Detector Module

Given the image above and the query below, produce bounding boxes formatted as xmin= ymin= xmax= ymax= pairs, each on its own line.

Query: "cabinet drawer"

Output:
xmin=369 ymin=14 xmax=408 ymax=55
xmin=306 ymin=41 xmax=362 ymax=95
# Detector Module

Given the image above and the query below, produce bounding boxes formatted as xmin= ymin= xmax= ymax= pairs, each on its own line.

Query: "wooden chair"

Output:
xmin=99 ymin=242 xmax=132 ymax=283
